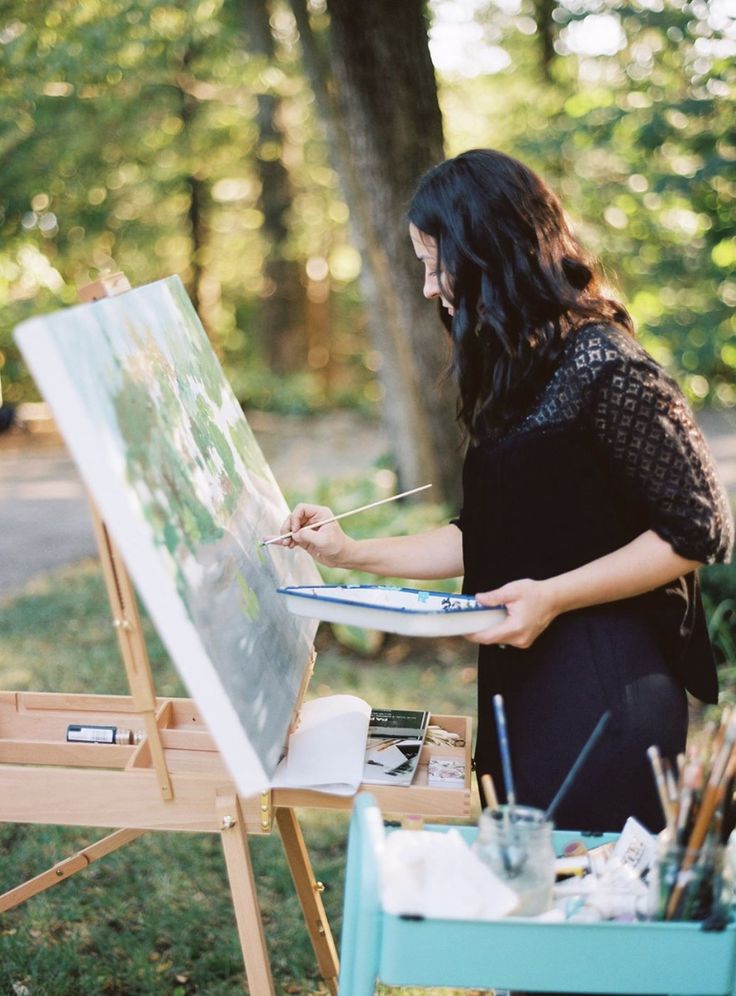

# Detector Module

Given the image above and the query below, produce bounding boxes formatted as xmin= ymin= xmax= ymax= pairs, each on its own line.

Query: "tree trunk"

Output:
xmin=294 ymin=0 xmax=463 ymax=505
xmin=177 ymin=48 xmax=211 ymax=336
xmin=533 ymin=0 xmax=557 ymax=81
xmin=241 ymin=0 xmax=308 ymax=374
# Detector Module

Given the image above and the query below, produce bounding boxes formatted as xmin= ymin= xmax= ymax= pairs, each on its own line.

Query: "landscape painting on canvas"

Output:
xmin=14 ymin=276 xmax=322 ymax=795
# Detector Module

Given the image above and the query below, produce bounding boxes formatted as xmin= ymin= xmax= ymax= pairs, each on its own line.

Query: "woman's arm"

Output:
xmin=275 ymin=502 xmax=464 ymax=579
xmin=470 ymin=529 xmax=702 ymax=647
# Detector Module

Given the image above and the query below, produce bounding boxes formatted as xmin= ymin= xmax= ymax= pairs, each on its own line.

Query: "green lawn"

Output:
xmin=0 ymin=561 xmax=482 ymax=995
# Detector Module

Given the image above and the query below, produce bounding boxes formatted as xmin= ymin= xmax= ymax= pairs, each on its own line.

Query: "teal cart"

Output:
xmin=339 ymin=793 xmax=736 ymax=996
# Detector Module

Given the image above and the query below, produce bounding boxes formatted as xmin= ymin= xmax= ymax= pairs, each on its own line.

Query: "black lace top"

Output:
xmin=456 ymin=322 xmax=733 ymax=705
xmin=504 ymin=324 xmax=733 ymax=564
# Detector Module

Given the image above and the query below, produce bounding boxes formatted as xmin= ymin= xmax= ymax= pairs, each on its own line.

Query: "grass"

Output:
xmin=0 ymin=560 xmax=482 ymax=995
xmin=701 ymin=560 xmax=736 ymax=688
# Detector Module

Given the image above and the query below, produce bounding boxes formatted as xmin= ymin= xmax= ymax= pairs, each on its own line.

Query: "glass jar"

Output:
xmin=472 ymin=805 xmax=556 ymax=916
xmin=649 ymin=831 xmax=727 ymax=923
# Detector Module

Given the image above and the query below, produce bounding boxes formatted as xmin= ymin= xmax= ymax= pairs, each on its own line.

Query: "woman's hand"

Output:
xmin=466 ymin=578 xmax=559 ymax=648
xmin=273 ymin=503 xmax=355 ymax=568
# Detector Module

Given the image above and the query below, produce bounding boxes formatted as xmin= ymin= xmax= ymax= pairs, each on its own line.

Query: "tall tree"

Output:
xmin=292 ymin=0 xmax=462 ymax=504
xmin=177 ymin=44 xmax=209 ymax=328
xmin=532 ymin=0 xmax=557 ymax=82
xmin=240 ymin=0 xmax=308 ymax=374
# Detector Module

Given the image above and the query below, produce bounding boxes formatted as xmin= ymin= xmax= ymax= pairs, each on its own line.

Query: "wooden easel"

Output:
xmin=0 ymin=274 xmax=338 ymax=995
xmin=0 ymin=274 xmax=473 ymax=992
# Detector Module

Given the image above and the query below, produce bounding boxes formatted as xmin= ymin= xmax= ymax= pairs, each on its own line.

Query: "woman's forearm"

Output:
xmin=341 ymin=523 xmax=464 ymax=580
xmin=546 ymin=529 xmax=702 ymax=616
xmin=471 ymin=529 xmax=703 ymax=648
xmin=278 ymin=503 xmax=463 ymax=578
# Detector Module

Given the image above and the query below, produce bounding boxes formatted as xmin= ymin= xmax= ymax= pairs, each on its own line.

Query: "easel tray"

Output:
xmin=0 ymin=692 xmax=473 ymax=828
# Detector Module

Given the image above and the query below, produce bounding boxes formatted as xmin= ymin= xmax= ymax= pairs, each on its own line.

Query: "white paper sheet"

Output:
xmin=270 ymin=694 xmax=372 ymax=795
xmin=380 ymin=829 xmax=520 ymax=920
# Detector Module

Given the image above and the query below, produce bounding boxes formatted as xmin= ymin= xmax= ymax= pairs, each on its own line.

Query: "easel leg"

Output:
xmin=276 ymin=807 xmax=339 ymax=996
xmin=217 ymin=794 xmax=275 ymax=995
xmin=0 ymin=828 xmax=145 ymax=913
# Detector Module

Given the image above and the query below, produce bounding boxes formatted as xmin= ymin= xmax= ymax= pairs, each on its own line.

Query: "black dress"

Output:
xmin=457 ymin=323 xmax=734 ymax=833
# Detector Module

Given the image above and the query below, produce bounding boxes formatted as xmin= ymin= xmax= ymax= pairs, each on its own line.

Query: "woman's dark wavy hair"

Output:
xmin=408 ymin=148 xmax=633 ymax=442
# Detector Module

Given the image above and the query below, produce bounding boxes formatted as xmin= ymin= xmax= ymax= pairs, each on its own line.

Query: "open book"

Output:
xmin=269 ymin=698 xmax=429 ymax=796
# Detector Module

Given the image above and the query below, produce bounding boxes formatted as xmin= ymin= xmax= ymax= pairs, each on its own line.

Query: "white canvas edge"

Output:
xmin=15 ymin=314 xmax=273 ymax=798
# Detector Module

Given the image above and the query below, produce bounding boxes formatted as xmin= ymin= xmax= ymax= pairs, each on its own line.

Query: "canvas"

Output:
xmin=14 ymin=275 xmax=321 ymax=796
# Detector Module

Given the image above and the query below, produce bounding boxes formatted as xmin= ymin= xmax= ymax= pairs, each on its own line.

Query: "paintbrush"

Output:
xmin=664 ymin=757 xmax=679 ymax=807
xmin=480 ymin=772 xmax=499 ymax=811
xmin=492 ymin=695 xmax=525 ymax=874
xmin=709 ymin=707 xmax=731 ymax=764
xmin=493 ymin=694 xmax=516 ymax=814
xmin=675 ymin=785 xmax=694 ymax=847
xmin=544 ymin=711 xmax=611 ymax=823
xmin=261 ymin=484 xmax=432 ymax=545
xmin=647 ymin=745 xmax=675 ymax=834
xmin=666 ymin=714 xmax=736 ymax=919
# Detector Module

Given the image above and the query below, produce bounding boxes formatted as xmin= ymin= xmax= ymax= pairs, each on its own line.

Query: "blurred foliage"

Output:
xmin=0 ymin=0 xmax=373 ymax=412
xmin=436 ymin=0 xmax=736 ymax=409
xmin=1 ymin=0 xmax=734 ymax=412
xmin=702 ymin=557 xmax=736 ymax=679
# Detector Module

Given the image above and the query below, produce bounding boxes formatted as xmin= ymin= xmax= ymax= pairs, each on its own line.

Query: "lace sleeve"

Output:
xmin=588 ymin=350 xmax=734 ymax=564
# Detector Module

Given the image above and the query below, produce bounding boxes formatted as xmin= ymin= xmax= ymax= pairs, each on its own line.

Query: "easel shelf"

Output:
xmin=0 ymin=692 xmax=472 ymax=830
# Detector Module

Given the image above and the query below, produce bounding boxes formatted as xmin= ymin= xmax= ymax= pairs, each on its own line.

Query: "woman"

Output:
xmin=278 ymin=149 xmax=733 ymax=833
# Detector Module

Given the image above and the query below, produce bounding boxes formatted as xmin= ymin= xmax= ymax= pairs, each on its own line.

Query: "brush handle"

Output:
xmin=493 ymin=695 xmax=516 ymax=808
xmin=545 ymin=712 xmax=610 ymax=823
xmin=480 ymin=772 xmax=499 ymax=811
xmin=648 ymin=745 xmax=675 ymax=832
xmin=262 ymin=484 xmax=432 ymax=545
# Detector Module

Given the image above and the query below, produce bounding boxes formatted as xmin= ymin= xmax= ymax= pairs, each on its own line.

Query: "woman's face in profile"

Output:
xmin=409 ymin=223 xmax=455 ymax=316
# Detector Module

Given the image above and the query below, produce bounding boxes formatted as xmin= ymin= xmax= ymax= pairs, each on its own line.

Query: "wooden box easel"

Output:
xmin=0 ymin=275 xmax=473 ymax=993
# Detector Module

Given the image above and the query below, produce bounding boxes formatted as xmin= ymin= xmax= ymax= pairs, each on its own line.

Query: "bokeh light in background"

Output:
xmin=0 ymin=0 xmax=734 ymax=411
